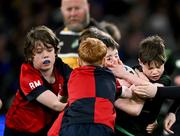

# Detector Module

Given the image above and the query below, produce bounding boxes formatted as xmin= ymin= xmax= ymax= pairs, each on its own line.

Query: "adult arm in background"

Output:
xmin=133 ymin=84 xmax=180 ymax=99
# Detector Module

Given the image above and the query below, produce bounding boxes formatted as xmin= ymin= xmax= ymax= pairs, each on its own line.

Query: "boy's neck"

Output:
xmin=80 ymin=61 xmax=102 ymax=67
xmin=40 ymin=68 xmax=55 ymax=84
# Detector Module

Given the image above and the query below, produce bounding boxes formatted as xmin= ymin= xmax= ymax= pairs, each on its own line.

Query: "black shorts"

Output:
xmin=4 ymin=126 xmax=47 ymax=136
xmin=60 ymin=123 xmax=114 ymax=136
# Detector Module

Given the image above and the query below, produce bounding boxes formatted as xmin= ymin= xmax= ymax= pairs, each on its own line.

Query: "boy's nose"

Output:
xmin=152 ymin=69 xmax=160 ymax=74
xmin=42 ymin=50 xmax=49 ymax=57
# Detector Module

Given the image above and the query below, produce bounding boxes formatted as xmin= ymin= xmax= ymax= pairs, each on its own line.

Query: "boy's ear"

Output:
xmin=138 ymin=58 xmax=143 ymax=66
xmin=102 ymin=58 xmax=105 ymax=66
xmin=28 ymin=57 xmax=32 ymax=63
xmin=78 ymin=57 xmax=82 ymax=66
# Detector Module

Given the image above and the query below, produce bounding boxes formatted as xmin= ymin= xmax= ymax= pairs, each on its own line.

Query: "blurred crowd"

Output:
xmin=0 ymin=0 xmax=180 ymax=113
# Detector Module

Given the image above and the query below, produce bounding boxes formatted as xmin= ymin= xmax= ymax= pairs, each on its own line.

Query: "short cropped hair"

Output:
xmin=24 ymin=25 xmax=60 ymax=63
xmin=138 ymin=35 xmax=166 ymax=66
xmin=78 ymin=37 xmax=107 ymax=65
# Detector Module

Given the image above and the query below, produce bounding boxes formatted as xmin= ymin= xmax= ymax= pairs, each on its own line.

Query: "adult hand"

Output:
xmin=164 ymin=112 xmax=176 ymax=134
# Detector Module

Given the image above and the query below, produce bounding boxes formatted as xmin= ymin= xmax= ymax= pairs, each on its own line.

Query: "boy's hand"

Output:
xmin=146 ymin=121 xmax=158 ymax=134
xmin=117 ymin=78 xmax=131 ymax=87
xmin=108 ymin=59 xmax=128 ymax=79
xmin=132 ymin=83 xmax=157 ymax=98
xmin=164 ymin=112 xmax=176 ymax=134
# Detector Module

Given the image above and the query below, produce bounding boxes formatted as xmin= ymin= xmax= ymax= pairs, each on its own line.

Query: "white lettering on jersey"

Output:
xmin=29 ymin=80 xmax=41 ymax=89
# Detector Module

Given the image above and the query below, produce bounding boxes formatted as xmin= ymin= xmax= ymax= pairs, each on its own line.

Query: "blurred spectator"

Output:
xmin=55 ymin=0 xmax=105 ymax=68
xmin=99 ymin=21 xmax=121 ymax=43
xmin=144 ymin=0 xmax=177 ymax=76
xmin=0 ymin=29 xmax=17 ymax=113
xmin=114 ymin=3 xmax=149 ymax=66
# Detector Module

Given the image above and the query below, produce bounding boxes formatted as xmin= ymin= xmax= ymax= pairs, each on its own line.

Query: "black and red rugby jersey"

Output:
xmin=61 ymin=65 xmax=117 ymax=131
xmin=5 ymin=58 xmax=72 ymax=133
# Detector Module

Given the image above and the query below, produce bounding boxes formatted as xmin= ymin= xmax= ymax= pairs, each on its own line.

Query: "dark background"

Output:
xmin=0 ymin=0 xmax=180 ymax=113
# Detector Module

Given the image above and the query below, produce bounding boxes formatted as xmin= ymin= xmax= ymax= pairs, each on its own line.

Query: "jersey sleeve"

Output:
xmin=20 ymin=64 xmax=48 ymax=101
xmin=156 ymin=86 xmax=180 ymax=99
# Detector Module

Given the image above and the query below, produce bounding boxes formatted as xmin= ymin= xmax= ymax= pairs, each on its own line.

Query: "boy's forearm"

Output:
xmin=114 ymin=98 xmax=144 ymax=116
xmin=52 ymin=102 xmax=67 ymax=112
xmin=121 ymin=72 xmax=148 ymax=85
xmin=36 ymin=90 xmax=67 ymax=111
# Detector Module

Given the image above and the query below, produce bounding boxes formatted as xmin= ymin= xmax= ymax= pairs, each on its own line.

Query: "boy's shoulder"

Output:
xmin=158 ymin=74 xmax=171 ymax=86
xmin=21 ymin=63 xmax=40 ymax=75
xmin=73 ymin=65 xmax=114 ymax=75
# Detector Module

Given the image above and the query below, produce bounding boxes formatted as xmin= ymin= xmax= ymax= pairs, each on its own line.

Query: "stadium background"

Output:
xmin=0 ymin=0 xmax=179 ymax=135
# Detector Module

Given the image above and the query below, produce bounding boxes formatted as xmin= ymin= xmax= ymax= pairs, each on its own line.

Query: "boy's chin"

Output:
xmin=41 ymin=66 xmax=51 ymax=71
xmin=151 ymin=77 xmax=160 ymax=81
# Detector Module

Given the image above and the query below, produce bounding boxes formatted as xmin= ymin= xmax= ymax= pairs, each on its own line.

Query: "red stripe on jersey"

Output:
xmin=68 ymin=66 xmax=96 ymax=105
xmin=48 ymin=111 xmax=65 ymax=136
xmin=94 ymin=97 xmax=116 ymax=131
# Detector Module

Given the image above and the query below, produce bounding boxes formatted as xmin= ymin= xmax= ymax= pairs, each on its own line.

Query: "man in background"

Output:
xmin=56 ymin=0 xmax=104 ymax=68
